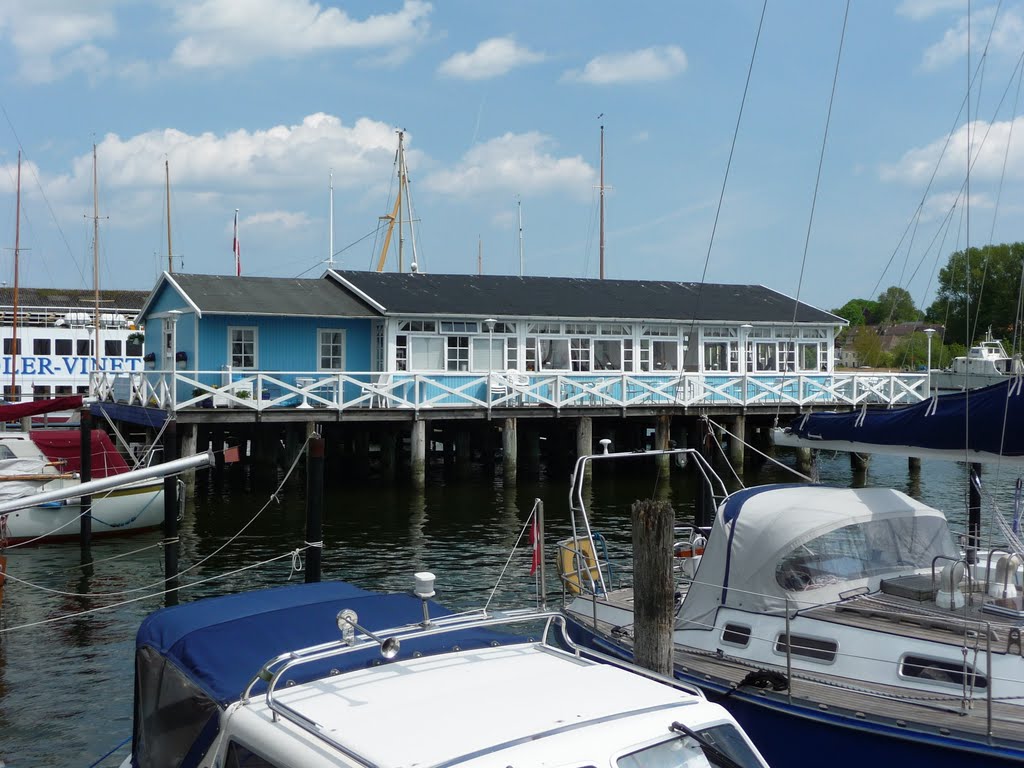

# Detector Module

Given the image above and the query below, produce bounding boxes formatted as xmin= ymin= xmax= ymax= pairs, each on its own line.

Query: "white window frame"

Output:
xmin=318 ymin=328 xmax=346 ymax=371
xmin=228 ymin=326 xmax=258 ymax=369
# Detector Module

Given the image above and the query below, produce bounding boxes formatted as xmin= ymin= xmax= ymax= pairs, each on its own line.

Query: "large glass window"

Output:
xmin=410 ymin=336 xmax=443 ymax=370
xmin=3 ymin=338 xmax=21 ymax=355
xmin=77 ymin=339 xmax=93 ymax=356
xmin=471 ymin=337 xmax=504 ymax=372
xmin=105 ymin=339 xmax=122 ymax=356
xmin=55 ymin=338 xmax=72 ymax=355
xmin=537 ymin=338 xmax=569 ymax=370
xmin=33 ymin=338 xmax=51 ymax=355
xmin=318 ymin=329 xmax=344 ymax=370
xmin=755 ymin=342 xmax=777 ymax=372
xmin=704 ymin=342 xmax=728 ymax=371
xmin=594 ymin=339 xmax=622 ymax=370
xmin=229 ymin=327 xmax=257 ymax=369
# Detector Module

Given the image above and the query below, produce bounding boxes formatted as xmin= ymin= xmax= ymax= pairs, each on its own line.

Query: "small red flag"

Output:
xmin=232 ymin=209 xmax=241 ymax=276
xmin=223 ymin=445 xmax=241 ymax=464
xmin=529 ymin=516 xmax=540 ymax=575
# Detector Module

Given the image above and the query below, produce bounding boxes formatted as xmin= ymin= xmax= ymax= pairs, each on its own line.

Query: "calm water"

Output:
xmin=0 ymin=448 xmax=1014 ymax=766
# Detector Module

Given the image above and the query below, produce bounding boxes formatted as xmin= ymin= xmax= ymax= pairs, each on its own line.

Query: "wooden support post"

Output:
xmin=631 ymin=499 xmax=675 ymax=676
xmin=503 ymin=417 xmax=518 ymax=484
xmin=354 ymin=429 xmax=371 ymax=476
xmin=908 ymin=456 xmax=921 ymax=473
xmin=655 ymin=414 xmax=671 ymax=474
xmin=304 ymin=434 xmax=324 ymax=583
xmin=411 ymin=420 xmax=426 ymax=489
xmin=728 ymin=415 xmax=745 ymax=469
xmin=379 ymin=430 xmax=397 ymax=479
xmin=180 ymin=423 xmax=198 ymax=498
xmin=795 ymin=447 xmax=814 ymax=476
xmin=576 ymin=417 xmax=593 ymax=479
xmin=79 ymin=410 xmax=93 ymax=555
xmin=163 ymin=419 xmax=179 ymax=606
xmin=850 ymin=451 xmax=870 ymax=473
xmin=455 ymin=429 xmax=472 ymax=476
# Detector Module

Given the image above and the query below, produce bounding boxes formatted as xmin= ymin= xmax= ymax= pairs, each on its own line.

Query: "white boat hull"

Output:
xmin=0 ymin=480 xmax=164 ymax=544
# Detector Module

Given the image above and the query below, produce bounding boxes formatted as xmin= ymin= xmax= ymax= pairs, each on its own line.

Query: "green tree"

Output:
xmin=832 ymin=298 xmax=879 ymax=326
xmin=876 ymin=286 xmax=920 ymax=324
xmin=926 ymin=242 xmax=1024 ymax=346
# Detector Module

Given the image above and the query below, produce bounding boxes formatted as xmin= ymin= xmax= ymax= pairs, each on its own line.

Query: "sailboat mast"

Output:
xmin=518 ymin=197 xmax=524 ymax=277
xmin=599 ymin=122 xmax=605 ymax=280
xmin=328 ymin=169 xmax=335 ymax=268
xmin=93 ymin=144 xmax=100 ymax=370
xmin=11 ymin=151 xmax=20 ymax=398
xmin=397 ymin=131 xmax=405 ymax=273
xmin=166 ymin=159 xmax=173 ymax=273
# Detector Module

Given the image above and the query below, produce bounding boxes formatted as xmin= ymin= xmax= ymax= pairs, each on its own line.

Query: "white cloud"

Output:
xmin=0 ymin=2 xmax=118 ymax=83
xmin=170 ymin=0 xmax=432 ymax=69
xmin=920 ymin=8 xmax=1024 ymax=71
xmin=921 ymin=190 xmax=993 ymax=220
xmin=437 ymin=36 xmax=545 ymax=80
xmin=880 ymin=117 xmax=1024 ymax=185
xmin=896 ymin=0 xmax=965 ymax=21
xmin=237 ymin=210 xmax=311 ymax=230
xmin=423 ymin=132 xmax=595 ymax=198
xmin=562 ymin=46 xmax=687 ymax=85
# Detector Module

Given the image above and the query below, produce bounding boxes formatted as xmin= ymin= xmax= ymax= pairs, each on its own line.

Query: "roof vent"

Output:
xmin=410 ymin=261 xmax=419 ymax=273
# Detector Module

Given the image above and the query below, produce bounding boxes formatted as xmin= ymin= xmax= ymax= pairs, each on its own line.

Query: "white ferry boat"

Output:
xmin=0 ymin=287 xmax=148 ymax=403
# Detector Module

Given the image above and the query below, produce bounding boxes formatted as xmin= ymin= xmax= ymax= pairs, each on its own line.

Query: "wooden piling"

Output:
xmin=576 ymin=417 xmax=593 ymax=479
xmin=163 ymin=419 xmax=179 ymax=606
xmin=79 ymin=410 xmax=92 ymax=555
xmin=728 ymin=415 xmax=745 ymax=469
xmin=503 ymin=417 xmax=518 ymax=484
xmin=655 ymin=415 xmax=671 ymax=474
xmin=180 ymin=423 xmax=198 ymax=498
xmin=631 ymin=498 xmax=675 ymax=676
xmin=304 ymin=434 xmax=324 ymax=583
xmin=795 ymin=447 xmax=814 ymax=476
xmin=850 ymin=452 xmax=870 ymax=472
xmin=411 ymin=420 xmax=426 ymax=489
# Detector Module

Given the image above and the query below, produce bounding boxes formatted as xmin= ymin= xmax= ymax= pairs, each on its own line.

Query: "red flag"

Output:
xmin=529 ymin=515 xmax=540 ymax=575
xmin=232 ymin=209 xmax=241 ymax=276
xmin=223 ymin=445 xmax=241 ymax=464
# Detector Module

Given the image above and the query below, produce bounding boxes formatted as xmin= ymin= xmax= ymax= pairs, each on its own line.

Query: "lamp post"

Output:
xmin=924 ymin=328 xmax=936 ymax=396
xmin=485 ymin=318 xmax=496 ymax=402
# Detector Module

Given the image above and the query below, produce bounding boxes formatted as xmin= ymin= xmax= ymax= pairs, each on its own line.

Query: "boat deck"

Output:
xmin=565 ymin=590 xmax=1024 ymax=752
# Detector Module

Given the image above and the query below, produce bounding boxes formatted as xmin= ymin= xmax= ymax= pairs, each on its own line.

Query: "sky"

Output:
xmin=0 ymin=0 xmax=1023 ymax=315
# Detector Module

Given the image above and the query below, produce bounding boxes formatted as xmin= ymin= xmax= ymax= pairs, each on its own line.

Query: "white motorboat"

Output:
xmin=118 ymin=574 xmax=770 ymax=768
xmin=560 ymin=437 xmax=1024 ymax=767
xmin=0 ymin=430 xmax=163 ymax=545
xmin=931 ymin=328 xmax=1022 ymax=392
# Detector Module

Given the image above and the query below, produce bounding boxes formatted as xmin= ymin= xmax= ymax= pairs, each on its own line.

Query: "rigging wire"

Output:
xmin=685 ymin=0 xmax=767 ymax=339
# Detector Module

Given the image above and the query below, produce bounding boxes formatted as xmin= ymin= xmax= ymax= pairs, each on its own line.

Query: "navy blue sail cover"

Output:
xmin=788 ymin=378 xmax=1024 ymax=458
xmin=131 ymin=581 xmax=514 ymax=768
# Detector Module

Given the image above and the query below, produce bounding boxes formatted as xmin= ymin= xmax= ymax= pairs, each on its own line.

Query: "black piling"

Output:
xmin=78 ymin=410 xmax=93 ymax=557
xmin=163 ymin=419 xmax=179 ymax=606
xmin=968 ymin=462 xmax=982 ymax=563
xmin=304 ymin=434 xmax=324 ymax=583
xmin=631 ymin=499 xmax=675 ymax=676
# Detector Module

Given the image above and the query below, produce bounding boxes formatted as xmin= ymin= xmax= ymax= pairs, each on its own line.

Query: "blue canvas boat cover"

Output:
xmin=788 ymin=378 xmax=1024 ymax=462
xmin=136 ymin=580 xmax=506 ymax=705
xmin=131 ymin=581 xmax=515 ymax=768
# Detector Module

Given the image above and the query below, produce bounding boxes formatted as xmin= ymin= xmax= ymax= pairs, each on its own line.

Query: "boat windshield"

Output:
xmin=775 ymin=515 xmax=956 ymax=592
xmin=616 ymin=723 xmax=763 ymax=767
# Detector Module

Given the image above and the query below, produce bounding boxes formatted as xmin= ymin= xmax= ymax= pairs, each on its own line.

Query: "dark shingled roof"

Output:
xmin=164 ymin=273 xmax=378 ymax=317
xmin=0 ymin=286 xmax=148 ymax=311
xmin=332 ymin=271 xmax=843 ymax=324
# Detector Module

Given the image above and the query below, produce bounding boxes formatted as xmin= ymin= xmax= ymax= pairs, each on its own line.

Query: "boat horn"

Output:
xmin=336 ymin=608 xmax=401 ymax=660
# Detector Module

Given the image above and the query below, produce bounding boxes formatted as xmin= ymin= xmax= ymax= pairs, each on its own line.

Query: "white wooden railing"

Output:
xmin=91 ymin=369 xmax=928 ymax=413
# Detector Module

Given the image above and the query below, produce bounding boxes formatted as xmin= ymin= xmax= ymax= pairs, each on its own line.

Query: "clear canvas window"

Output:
xmin=471 ymin=337 xmax=504 ymax=372
xmin=410 ymin=336 xmax=443 ymax=370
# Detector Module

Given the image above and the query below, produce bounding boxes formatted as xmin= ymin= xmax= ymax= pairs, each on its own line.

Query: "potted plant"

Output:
xmin=143 ymin=352 xmax=156 ymax=370
xmin=175 ymin=351 xmax=188 ymax=369
xmin=192 ymin=387 xmax=213 ymax=408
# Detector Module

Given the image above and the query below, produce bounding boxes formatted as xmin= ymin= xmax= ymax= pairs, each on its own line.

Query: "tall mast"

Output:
xmin=517 ymin=196 xmax=524 ymax=277
xmin=397 ymin=131 xmax=405 ymax=273
xmin=93 ymin=144 xmax=100 ymax=370
xmin=599 ymin=121 xmax=605 ymax=280
xmin=166 ymin=159 xmax=173 ymax=273
xmin=328 ymin=169 xmax=335 ymax=268
xmin=11 ymin=151 xmax=21 ymax=397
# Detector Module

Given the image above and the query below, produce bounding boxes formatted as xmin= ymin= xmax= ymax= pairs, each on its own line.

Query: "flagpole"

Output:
xmin=233 ymin=208 xmax=241 ymax=276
